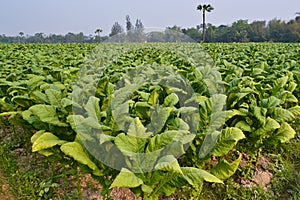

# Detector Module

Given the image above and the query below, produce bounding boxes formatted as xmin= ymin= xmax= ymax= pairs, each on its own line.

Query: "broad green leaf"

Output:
xmin=110 ymin=168 xmax=143 ymax=188
xmin=32 ymin=91 xmax=49 ymax=103
xmin=84 ymin=96 xmax=101 ymax=121
xmin=261 ymin=96 xmax=281 ymax=108
xmin=198 ymin=131 xmax=220 ymax=159
xmin=271 ymin=122 xmax=296 ymax=143
xmin=225 ymin=109 xmax=246 ymax=121
xmin=288 ymin=106 xmax=300 ymax=116
xmin=272 ymin=76 xmax=288 ymax=95
xmin=253 ymin=117 xmax=280 ymax=136
xmin=253 ymin=106 xmax=267 ymax=125
xmin=154 ymin=155 xmax=182 ymax=174
xmin=31 ymin=130 xmax=46 ymax=143
xmin=148 ymin=90 xmax=160 ymax=105
xmin=212 ymin=128 xmax=245 ymax=157
xmin=12 ymin=96 xmax=32 ymax=108
xmin=45 ymin=89 xmax=62 ymax=107
xmin=209 ymin=111 xmax=226 ymax=131
xmin=127 ymin=117 xmax=151 ymax=138
xmin=29 ymin=105 xmax=68 ymax=127
xmin=210 ymin=155 xmax=242 ymax=180
xmin=164 ymin=93 xmax=179 ymax=107
xmin=61 ymin=98 xmax=73 ymax=108
xmin=38 ymin=149 xmax=55 ymax=157
xmin=146 ymin=130 xmax=189 ymax=153
xmin=114 ymin=133 xmax=147 ymax=156
xmin=141 ymin=184 xmax=153 ymax=194
xmin=272 ymin=108 xmax=295 ymax=123
xmin=181 ymin=167 xmax=223 ymax=185
xmin=32 ymin=132 xmax=66 ymax=152
xmin=60 ymin=142 xmax=98 ymax=171
xmin=235 ymin=121 xmax=252 ymax=132
xmin=66 ymin=115 xmax=85 ymax=131
xmin=147 ymin=105 xmax=172 ymax=134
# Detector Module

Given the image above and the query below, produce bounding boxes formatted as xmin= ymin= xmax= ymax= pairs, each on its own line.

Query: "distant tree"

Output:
xmin=205 ymin=24 xmax=217 ymax=42
xmin=182 ymin=27 xmax=201 ymax=42
xmin=135 ymin=19 xmax=144 ymax=31
xmin=109 ymin=22 xmax=124 ymax=37
xmin=249 ymin=21 xmax=267 ymax=42
xmin=197 ymin=4 xmax=214 ymax=42
xmin=229 ymin=20 xmax=250 ymax=42
xmin=126 ymin=15 xmax=133 ymax=32
xmin=95 ymin=28 xmax=103 ymax=42
xmin=267 ymin=19 xmax=286 ymax=42
xmin=18 ymin=32 xmax=24 ymax=43
xmin=19 ymin=32 xmax=24 ymax=37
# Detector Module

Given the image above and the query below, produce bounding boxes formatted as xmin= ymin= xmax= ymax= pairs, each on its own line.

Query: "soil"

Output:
xmin=0 ymin=170 xmax=14 ymax=200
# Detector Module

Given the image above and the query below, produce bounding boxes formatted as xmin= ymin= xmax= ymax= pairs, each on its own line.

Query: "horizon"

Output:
xmin=0 ymin=0 xmax=299 ymax=36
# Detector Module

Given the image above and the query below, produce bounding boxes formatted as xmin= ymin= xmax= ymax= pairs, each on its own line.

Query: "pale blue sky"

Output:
xmin=0 ymin=0 xmax=299 ymax=36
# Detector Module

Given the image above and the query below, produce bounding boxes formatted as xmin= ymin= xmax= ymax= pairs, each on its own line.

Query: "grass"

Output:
xmin=201 ymin=118 xmax=300 ymax=200
xmin=0 ymin=124 xmax=82 ymax=200
xmin=0 ymin=120 xmax=299 ymax=200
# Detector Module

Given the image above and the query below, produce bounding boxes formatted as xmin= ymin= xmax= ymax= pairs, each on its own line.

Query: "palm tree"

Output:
xmin=18 ymin=32 xmax=24 ymax=43
xmin=197 ymin=4 xmax=214 ymax=42
xmin=95 ymin=28 xmax=103 ymax=42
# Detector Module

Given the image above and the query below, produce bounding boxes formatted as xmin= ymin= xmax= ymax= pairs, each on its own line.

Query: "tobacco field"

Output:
xmin=0 ymin=43 xmax=299 ymax=199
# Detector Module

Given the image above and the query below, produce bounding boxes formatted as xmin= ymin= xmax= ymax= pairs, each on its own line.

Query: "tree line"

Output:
xmin=0 ymin=14 xmax=299 ymax=43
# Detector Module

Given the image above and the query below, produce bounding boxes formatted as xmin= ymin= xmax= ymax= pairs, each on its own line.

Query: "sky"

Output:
xmin=0 ymin=0 xmax=299 ymax=36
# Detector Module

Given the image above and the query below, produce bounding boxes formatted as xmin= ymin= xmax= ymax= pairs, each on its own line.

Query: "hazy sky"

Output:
xmin=1 ymin=0 xmax=299 ymax=36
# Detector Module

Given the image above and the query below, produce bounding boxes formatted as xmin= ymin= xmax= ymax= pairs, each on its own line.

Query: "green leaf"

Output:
xmin=253 ymin=106 xmax=267 ymax=125
xmin=181 ymin=167 xmax=223 ymax=185
xmin=67 ymin=115 xmax=85 ymax=131
xmin=60 ymin=142 xmax=98 ymax=171
xmin=164 ymin=93 xmax=179 ymax=107
xmin=141 ymin=184 xmax=153 ymax=194
xmin=84 ymin=96 xmax=101 ymax=121
xmin=29 ymin=105 xmax=68 ymax=127
xmin=110 ymin=168 xmax=143 ymax=188
xmin=12 ymin=96 xmax=32 ymax=108
xmin=272 ymin=76 xmax=288 ymax=95
xmin=253 ymin=117 xmax=280 ymax=136
xmin=114 ymin=133 xmax=147 ymax=156
xmin=154 ymin=155 xmax=182 ymax=174
xmin=198 ymin=131 xmax=220 ymax=159
xmin=147 ymin=105 xmax=172 ymax=134
xmin=212 ymin=128 xmax=245 ymax=157
xmin=32 ymin=91 xmax=49 ymax=103
xmin=271 ymin=122 xmax=296 ymax=143
xmin=31 ymin=130 xmax=46 ymax=143
xmin=127 ymin=117 xmax=151 ymax=138
xmin=288 ymin=106 xmax=300 ymax=116
xmin=146 ymin=130 xmax=189 ymax=153
xmin=235 ymin=121 xmax=252 ymax=132
xmin=210 ymin=155 xmax=242 ymax=180
xmin=225 ymin=109 xmax=246 ymax=121
xmin=261 ymin=96 xmax=281 ymax=108
xmin=148 ymin=90 xmax=160 ymax=105
xmin=272 ymin=108 xmax=295 ymax=123
xmin=45 ymin=89 xmax=62 ymax=107
xmin=32 ymin=132 xmax=66 ymax=152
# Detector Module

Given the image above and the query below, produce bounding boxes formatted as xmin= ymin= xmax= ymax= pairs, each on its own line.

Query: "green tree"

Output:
xmin=248 ymin=21 xmax=267 ymax=42
xmin=126 ymin=15 xmax=133 ymax=32
xmin=135 ymin=19 xmax=144 ymax=31
xmin=109 ymin=22 xmax=124 ymax=37
xmin=18 ymin=32 xmax=24 ymax=43
xmin=197 ymin=4 xmax=214 ymax=42
xmin=95 ymin=28 xmax=103 ymax=42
